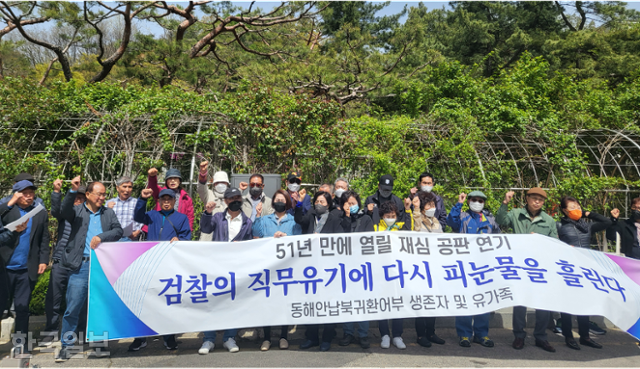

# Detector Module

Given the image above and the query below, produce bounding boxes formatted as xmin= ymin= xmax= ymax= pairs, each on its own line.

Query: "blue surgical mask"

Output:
xmin=349 ymin=205 xmax=359 ymax=214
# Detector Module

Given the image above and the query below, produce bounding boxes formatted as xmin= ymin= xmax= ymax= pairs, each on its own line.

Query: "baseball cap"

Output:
xmin=286 ymin=171 xmax=302 ymax=182
xmin=379 ymin=174 xmax=394 ymax=191
xmin=13 ymin=180 xmax=37 ymax=192
xmin=224 ymin=187 xmax=242 ymax=199
xmin=159 ymin=189 xmax=176 ymax=198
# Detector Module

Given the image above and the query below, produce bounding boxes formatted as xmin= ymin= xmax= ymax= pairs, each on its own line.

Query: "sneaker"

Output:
xmin=459 ymin=337 xmax=471 ymax=348
xmin=128 ymin=338 xmax=148 ymax=352
xmin=223 ymin=338 xmax=240 ymax=353
xmin=55 ymin=347 xmax=71 ymax=362
xmin=164 ymin=336 xmax=178 ymax=350
xmin=380 ymin=335 xmax=391 ymax=349
xmin=40 ymin=333 xmax=56 ymax=347
xmin=392 ymin=337 xmax=406 ymax=350
xmin=473 ymin=336 xmax=494 ymax=348
xmin=359 ymin=336 xmax=370 ymax=349
xmin=261 ymin=340 xmax=271 ymax=351
xmin=589 ymin=321 xmax=607 ymax=335
xmin=552 ymin=326 xmax=563 ymax=336
xmin=198 ymin=341 xmax=215 ymax=354
xmin=339 ymin=334 xmax=355 ymax=346
xmin=91 ymin=348 xmax=110 ymax=358
xmin=279 ymin=338 xmax=289 ymax=350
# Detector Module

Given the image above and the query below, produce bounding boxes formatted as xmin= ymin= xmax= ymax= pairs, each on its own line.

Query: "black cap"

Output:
xmin=14 ymin=172 xmax=35 ymax=183
xmin=286 ymin=171 xmax=302 ymax=181
xmin=224 ymin=187 xmax=242 ymax=199
xmin=379 ymin=174 xmax=394 ymax=191
xmin=77 ymin=186 xmax=87 ymax=194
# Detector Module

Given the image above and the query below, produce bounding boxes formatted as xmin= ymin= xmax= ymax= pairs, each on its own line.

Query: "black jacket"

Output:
xmin=606 ymin=216 xmax=640 ymax=259
xmin=364 ymin=191 xmax=407 ymax=225
xmin=51 ymin=191 xmax=72 ymax=261
xmin=294 ymin=206 xmax=344 ymax=235
xmin=556 ymin=212 xmax=612 ymax=249
xmin=341 ymin=211 xmax=374 ymax=233
xmin=60 ymin=190 xmax=123 ymax=271
xmin=0 ymin=202 xmax=50 ymax=282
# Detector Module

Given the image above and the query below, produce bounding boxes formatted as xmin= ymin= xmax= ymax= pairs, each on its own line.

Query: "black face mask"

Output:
xmin=228 ymin=200 xmax=242 ymax=212
xmin=273 ymin=201 xmax=286 ymax=213
xmin=632 ymin=210 xmax=640 ymax=221
xmin=379 ymin=189 xmax=393 ymax=198
xmin=250 ymin=187 xmax=263 ymax=198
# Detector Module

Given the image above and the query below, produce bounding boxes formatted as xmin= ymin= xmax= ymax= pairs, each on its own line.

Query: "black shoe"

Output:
xmin=417 ymin=336 xmax=432 ymax=348
xmin=55 ymin=347 xmax=71 ymax=362
xmin=319 ymin=342 xmax=331 ymax=352
xmin=40 ymin=333 xmax=56 ymax=347
xmin=459 ymin=337 xmax=471 ymax=348
xmin=339 ymin=334 xmax=355 ymax=346
xmin=565 ymin=338 xmax=580 ymax=350
xmin=429 ymin=334 xmax=445 ymax=345
xmin=513 ymin=337 xmax=525 ymax=350
xmin=299 ymin=340 xmax=319 ymax=349
xmin=129 ymin=338 xmax=148 ymax=351
xmin=164 ymin=336 xmax=178 ymax=350
xmin=359 ymin=336 xmax=370 ymax=349
xmin=535 ymin=339 xmax=556 ymax=353
xmin=473 ymin=336 xmax=494 ymax=348
xmin=580 ymin=337 xmax=603 ymax=349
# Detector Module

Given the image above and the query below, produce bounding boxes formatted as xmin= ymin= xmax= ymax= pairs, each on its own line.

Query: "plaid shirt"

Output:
xmin=107 ymin=196 xmax=142 ymax=237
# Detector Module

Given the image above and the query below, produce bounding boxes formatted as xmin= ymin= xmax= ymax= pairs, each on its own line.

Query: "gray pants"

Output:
xmin=512 ymin=306 xmax=549 ymax=341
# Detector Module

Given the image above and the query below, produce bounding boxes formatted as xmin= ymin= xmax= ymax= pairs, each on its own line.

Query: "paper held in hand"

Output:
xmin=4 ymin=204 xmax=45 ymax=231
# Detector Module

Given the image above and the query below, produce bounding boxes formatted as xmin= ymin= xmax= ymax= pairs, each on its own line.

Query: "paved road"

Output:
xmin=6 ymin=327 xmax=638 ymax=367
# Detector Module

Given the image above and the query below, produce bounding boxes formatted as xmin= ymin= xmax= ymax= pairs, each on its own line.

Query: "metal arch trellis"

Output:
xmin=3 ymin=115 xmax=640 ymax=206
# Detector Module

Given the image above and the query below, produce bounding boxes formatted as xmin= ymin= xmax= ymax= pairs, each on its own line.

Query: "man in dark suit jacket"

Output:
xmin=0 ymin=180 xmax=50 ymax=345
xmin=607 ymin=200 xmax=640 ymax=259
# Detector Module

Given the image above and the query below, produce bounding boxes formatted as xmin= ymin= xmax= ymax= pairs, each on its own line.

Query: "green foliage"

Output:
xmin=30 ymin=269 xmax=50 ymax=315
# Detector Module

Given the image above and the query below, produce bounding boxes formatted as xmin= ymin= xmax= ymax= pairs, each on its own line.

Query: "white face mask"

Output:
xmin=420 ymin=185 xmax=433 ymax=193
xmin=423 ymin=208 xmax=436 ymax=217
xmin=288 ymin=183 xmax=300 ymax=192
xmin=334 ymin=188 xmax=346 ymax=199
xmin=383 ymin=218 xmax=396 ymax=227
xmin=214 ymin=184 xmax=228 ymax=194
xmin=469 ymin=201 xmax=485 ymax=213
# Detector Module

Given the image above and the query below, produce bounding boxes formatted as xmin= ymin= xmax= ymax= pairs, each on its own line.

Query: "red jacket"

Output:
xmin=146 ymin=174 xmax=195 ymax=231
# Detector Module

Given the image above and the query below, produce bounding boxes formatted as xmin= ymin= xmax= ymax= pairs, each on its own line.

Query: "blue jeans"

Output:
xmin=202 ymin=329 xmax=237 ymax=343
xmin=455 ymin=313 xmax=490 ymax=338
xmin=343 ymin=321 xmax=369 ymax=338
xmin=61 ymin=260 xmax=90 ymax=348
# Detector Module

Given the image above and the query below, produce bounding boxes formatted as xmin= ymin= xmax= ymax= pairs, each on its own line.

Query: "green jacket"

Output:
xmin=495 ymin=203 xmax=558 ymax=238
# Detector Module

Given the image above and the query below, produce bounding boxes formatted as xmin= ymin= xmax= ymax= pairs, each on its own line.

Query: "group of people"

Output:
xmin=0 ymin=163 xmax=638 ymax=361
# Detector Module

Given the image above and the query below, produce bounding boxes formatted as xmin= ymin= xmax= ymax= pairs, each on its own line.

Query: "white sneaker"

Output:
xmin=393 ymin=337 xmax=406 ymax=350
xmin=198 ymin=341 xmax=215 ymax=355
xmin=223 ymin=338 xmax=240 ymax=353
xmin=261 ymin=340 xmax=271 ymax=351
xmin=381 ymin=335 xmax=391 ymax=349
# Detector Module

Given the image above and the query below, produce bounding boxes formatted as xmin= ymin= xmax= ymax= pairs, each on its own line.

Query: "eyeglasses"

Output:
xmin=91 ymin=192 xmax=107 ymax=198
xmin=289 ymin=179 xmax=301 ymax=184
xmin=249 ymin=183 xmax=263 ymax=188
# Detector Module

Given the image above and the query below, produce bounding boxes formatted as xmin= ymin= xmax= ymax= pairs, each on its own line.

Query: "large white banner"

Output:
xmin=87 ymin=232 xmax=640 ymax=341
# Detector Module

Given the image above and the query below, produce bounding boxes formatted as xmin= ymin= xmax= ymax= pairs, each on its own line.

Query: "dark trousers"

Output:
xmin=263 ymin=325 xmax=288 ymax=342
xmin=7 ymin=269 xmax=35 ymax=335
xmin=379 ymin=319 xmax=403 ymax=338
xmin=415 ymin=317 xmax=436 ymax=338
xmin=305 ymin=324 xmax=336 ymax=343
xmin=0 ymin=262 xmax=9 ymax=319
xmin=513 ymin=306 xmax=549 ymax=341
xmin=561 ymin=313 xmax=589 ymax=340
xmin=44 ymin=263 xmax=70 ymax=332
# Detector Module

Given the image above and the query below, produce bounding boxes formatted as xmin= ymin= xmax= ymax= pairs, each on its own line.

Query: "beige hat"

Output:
xmin=213 ymin=171 xmax=229 ymax=184
xmin=527 ymin=187 xmax=548 ymax=199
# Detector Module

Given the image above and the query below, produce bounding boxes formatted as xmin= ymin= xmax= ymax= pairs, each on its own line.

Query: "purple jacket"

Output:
xmin=200 ymin=210 xmax=253 ymax=242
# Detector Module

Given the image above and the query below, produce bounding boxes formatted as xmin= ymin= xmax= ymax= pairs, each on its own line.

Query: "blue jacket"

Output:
xmin=200 ymin=210 xmax=253 ymax=242
xmin=252 ymin=213 xmax=302 ymax=238
xmin=447 ymin=202 xmax=501 ymax=234
xmin=134 ymin=198 xmax=191 ymax=241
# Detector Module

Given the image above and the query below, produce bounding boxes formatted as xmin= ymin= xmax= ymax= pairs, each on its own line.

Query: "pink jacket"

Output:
xmin=146 ymin=174 xmax=195 ymax=230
